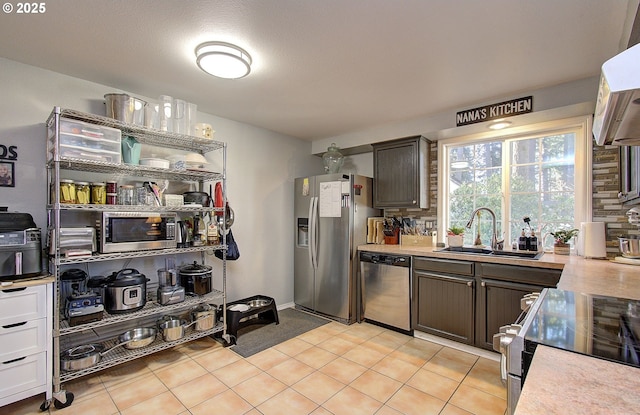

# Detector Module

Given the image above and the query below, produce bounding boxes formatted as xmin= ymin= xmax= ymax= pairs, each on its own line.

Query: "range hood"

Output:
xmin=593 ymin=43 xmax=640 ymax=146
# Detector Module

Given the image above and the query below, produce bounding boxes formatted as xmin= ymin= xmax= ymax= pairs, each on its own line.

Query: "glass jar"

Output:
xmin=322 ymin=142 xmax=344 ymax=174
xmin=60 ymin=179 xmax=76 ymax=204
xmin=91 ymin=182 xmax=106 ymax=204
xmin=75 ymin=181 xmax=90 ymax=204
xmin=106 ymin=193 xmax=118 ymax=205
xmin=118 ymin=185 xmax=135 ymax=205
xmin=106 ymin=181 xmax=118 ymax=194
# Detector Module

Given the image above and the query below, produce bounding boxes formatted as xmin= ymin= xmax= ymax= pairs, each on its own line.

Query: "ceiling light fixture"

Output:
xmin=488 ymin=120 xmax=512 ymax=130
xmin=195 ymin=41 xmax=252 ymax=79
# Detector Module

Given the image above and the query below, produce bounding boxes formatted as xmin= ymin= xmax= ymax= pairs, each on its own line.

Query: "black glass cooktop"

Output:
xmin=524 ymin=288 xmax=640 ymax=368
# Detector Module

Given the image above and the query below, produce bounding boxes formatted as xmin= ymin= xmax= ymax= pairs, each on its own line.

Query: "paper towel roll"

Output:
xmin=582 ymin=222 xmax=607 ymax=259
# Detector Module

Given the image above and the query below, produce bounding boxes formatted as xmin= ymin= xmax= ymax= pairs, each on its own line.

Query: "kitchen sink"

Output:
xmin=437 ymin=246 xmax=544 ymax=260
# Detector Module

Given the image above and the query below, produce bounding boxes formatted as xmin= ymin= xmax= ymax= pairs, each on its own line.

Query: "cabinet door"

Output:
xmin=476 ymin=278 xmax=543 ymax=350
xmin=373 ymin=136 xmax=429 ymax=208
xmin=413 ymin=270 xmax=474 ymax=344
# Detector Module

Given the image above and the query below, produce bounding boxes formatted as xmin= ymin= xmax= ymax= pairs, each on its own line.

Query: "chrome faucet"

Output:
xmin=465 ymin=207 xmax=504 ymax=251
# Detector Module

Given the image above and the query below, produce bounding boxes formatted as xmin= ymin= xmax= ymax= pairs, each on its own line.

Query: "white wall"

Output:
xmin=0 ymin=57 xmax=323 ymax=305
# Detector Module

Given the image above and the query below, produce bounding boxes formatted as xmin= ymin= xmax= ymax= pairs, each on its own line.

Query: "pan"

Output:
xmin=61 ymin=327 xmax=157 ymax=371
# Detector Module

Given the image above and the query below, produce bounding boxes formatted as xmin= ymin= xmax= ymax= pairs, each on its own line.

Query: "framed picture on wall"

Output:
xmin=0 ymin=161 xmax=15 ymax=187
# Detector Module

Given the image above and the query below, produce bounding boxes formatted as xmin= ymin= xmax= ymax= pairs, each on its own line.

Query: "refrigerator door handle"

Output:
xmin=308 ymin=197 xmax=315 ymax=268
xmin=310 ymin=196 xmax=319 ymax=270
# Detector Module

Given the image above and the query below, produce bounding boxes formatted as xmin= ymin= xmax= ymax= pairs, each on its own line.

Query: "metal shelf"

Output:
xmin=47 ymin=157 xmax=223 ymax=182
xmin=53 ymin=245 xmax=226 ymax=266
xmin=59 ymin=324 xmax=224 ymax=383
xmin=46 ymin=105 xmax=229 ymax=401
xmin=47 ymin=107 xmax=225 ymax=154
xmin=58 ymin=290 xmax=224 ymax=335
xmin=48 ymin=204 xmax=223 ymax=213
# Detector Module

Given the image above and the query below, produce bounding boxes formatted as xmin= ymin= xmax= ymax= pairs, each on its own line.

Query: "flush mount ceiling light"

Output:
xmin=195 ymin=41 xmax=252 ymax=79
xmin=488 ymin=120 xmax=512 ymax=130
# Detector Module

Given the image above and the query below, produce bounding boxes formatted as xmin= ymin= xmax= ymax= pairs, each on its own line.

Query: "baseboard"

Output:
xmin=277 ymin=301 xmax=295 ymax=310
xmin=413 ymin=330 xmax=500 ymax=362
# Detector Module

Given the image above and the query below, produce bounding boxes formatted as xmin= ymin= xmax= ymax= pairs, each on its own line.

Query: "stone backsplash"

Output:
xmin=592 ymin=145 xmax=638 ymax=258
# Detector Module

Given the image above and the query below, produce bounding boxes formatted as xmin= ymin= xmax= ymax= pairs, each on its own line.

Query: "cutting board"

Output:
xmin=612 ymin=256 xmax=640 ymax=266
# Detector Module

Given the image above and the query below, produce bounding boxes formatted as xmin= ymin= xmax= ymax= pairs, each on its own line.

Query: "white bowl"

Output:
xmin=184 ymin=153 xmax=208 ymax=165
xmin=139 ymin=158 xmax=170 ymax=169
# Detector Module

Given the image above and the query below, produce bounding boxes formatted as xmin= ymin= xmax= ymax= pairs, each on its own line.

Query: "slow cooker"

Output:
xmin=179 ymin=262 xmax=212 ymax=295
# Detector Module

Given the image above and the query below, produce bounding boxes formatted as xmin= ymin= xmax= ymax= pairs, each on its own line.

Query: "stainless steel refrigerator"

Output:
xmin=294 ymin=174 xmax=381 ymax=324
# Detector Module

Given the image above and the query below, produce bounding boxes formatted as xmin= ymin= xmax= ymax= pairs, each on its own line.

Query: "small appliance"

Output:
xmin=59 ymin=268 xmax=88 ymax=304
xmin=104 ymin=268 xmax=149 ymax=314
xmin=179 ymin=262 xmax=212 ymax=295
xmin=65 ymin=291 xmax=104 ymax=326
xmin=0 ymin=211 xmax=42 ymax=279
xmin=101 ymin=211 xmax=177 ymax=253
xmin=156 ymin=268 xmax=185 ymax=305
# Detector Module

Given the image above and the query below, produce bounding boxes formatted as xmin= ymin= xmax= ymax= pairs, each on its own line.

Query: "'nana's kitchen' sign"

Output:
xmin=456 ymin=96 xmax=533 ymax=127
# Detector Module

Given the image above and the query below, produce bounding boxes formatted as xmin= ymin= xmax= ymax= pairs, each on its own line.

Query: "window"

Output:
xmin=438 ymin=115 xmax=592 ymax=251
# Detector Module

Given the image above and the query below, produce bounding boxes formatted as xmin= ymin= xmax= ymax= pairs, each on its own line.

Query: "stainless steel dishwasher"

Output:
xmin=359 ymin=252 xmax=412 ymax=332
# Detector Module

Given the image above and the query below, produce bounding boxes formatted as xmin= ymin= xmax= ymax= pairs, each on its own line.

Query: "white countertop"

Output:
xmin=358 ymin=244 xmax=640 ymax=414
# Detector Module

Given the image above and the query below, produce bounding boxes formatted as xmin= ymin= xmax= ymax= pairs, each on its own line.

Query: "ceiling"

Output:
xmin=0 ymin=0 xmax=635 ymax=141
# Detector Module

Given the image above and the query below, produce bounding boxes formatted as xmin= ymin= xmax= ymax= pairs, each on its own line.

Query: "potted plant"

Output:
xmin=550 ymin=228 xmax=579 ymax=255
xmin=447 ymin=225 xmax=465 ymax=247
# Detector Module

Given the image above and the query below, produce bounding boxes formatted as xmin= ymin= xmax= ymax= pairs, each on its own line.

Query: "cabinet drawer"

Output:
xmin=413 ymin=257 xmax=474 ymax=276
xmin=0 ymin=352 xmax=46 ymax=399
xmin=0 ymin=319 xmax=47 ymax=361
xmin=0 ymin=285 xmax=48 ymax=326
xmin=477 ymin=263 xmax=561 ymax=287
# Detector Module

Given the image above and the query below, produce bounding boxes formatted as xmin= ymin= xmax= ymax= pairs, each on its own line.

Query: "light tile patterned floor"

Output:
xmin=4 ymin=317 xmax=506 ymax=415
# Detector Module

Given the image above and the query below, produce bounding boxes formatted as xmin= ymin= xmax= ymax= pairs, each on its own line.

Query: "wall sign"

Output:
xmin=456 ymin=96 xmax=533 ymax=127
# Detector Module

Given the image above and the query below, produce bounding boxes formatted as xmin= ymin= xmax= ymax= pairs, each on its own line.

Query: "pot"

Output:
xmin=190 ymin=303 xmax=218 ymax=331
xmin=157 ymin=312 xmax=213 ymax=341
xmin=61 ymin=327 xmax=156 ymax=371
xmin=179 ymin=262 xmax=212 ymax=295
xmin=619 ymin=236 xmax=640 ymax=258
xmin=183 ymin=191 xmax=211 ymax=207
xmin=104 ymin=268 xmax=149 ymax=314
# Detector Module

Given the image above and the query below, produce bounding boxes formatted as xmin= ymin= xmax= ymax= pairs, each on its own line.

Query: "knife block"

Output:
xmin=384 ymin=228 xmax=400 ymax=245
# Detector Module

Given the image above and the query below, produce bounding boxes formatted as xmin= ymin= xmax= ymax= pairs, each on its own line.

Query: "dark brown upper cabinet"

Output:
xmin=372 ymin=135 xmax=430 ymax=209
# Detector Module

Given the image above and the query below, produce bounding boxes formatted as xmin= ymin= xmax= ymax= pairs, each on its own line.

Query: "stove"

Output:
xmin=523 ymin=289 xmax=640 ymax=368
xmin=495 ymin=288 xmax=640 ymax=415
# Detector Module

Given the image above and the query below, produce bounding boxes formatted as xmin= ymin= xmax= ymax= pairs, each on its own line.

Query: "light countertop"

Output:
xmin=1 ymin=275 xmax=54 ymax=289
xmin=358 ymin=243 xmax=640 ymax=414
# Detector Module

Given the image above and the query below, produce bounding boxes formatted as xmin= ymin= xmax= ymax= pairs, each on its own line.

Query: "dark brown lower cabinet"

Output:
xmin=475 ymin=263 xmax=561 ymax=351
xmin=475 ymin=279 xmax=544 ymax=350
xmin=412 ymin=257 xmax=562 ymax=351
xmin=412 ymin=257 xmax=475 ymax=345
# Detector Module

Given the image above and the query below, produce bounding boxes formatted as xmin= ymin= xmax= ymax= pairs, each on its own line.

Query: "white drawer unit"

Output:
xmin=0 ymin=319 xmax=48 ymax=362
xmin=0 ymin=281 xmax=52 ymax=409
xmin=0 ymin=285 xmax=48 ymax=326
xmin=0 ymin=352 xmax=47 ymax=400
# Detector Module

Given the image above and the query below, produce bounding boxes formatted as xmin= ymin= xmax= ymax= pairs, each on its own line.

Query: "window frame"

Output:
xmin=437 ymin=115 xmax=592 ymax=248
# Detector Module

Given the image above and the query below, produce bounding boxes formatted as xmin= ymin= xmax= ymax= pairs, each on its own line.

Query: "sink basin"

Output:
xmin=490 ymin=250 xmax=544 ymax=260
xmin=439 ymin=246 xmax=493 ymax=255
xmin=437 ymin=246 xmax=544 ymax=260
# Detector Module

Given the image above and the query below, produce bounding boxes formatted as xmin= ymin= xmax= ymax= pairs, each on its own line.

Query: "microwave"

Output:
xmin=101 ymin=211 xmax=177 ymax=253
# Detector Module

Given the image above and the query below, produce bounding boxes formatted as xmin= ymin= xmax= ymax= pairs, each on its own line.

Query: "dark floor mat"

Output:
xmin=230 ymin=307 xmax=330 ymax=358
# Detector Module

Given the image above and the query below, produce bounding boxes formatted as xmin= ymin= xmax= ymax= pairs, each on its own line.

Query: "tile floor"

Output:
xmin=5 ymin=315 xmax=507 ymax=415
